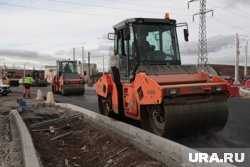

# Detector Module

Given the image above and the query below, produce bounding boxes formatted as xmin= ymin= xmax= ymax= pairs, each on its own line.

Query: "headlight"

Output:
xmin=170 ymin=89 xmax=177 ymax=95
xmin=215 ymin=86 xmax=223 ymax=92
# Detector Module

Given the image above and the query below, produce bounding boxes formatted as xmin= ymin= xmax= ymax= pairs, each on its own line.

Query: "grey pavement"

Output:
xmin=8 ymin=86 xmax=250 ymax=149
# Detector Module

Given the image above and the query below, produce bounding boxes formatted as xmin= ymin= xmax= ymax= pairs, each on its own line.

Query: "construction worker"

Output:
xmin=23 ymin=74 xmax=33 ymax=98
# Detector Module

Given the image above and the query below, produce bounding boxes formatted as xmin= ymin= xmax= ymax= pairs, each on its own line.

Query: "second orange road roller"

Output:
xmin=96 ymin=15 xmax=229 ymax=138
xmin=52 ymin=60 xmax=85 ymax=96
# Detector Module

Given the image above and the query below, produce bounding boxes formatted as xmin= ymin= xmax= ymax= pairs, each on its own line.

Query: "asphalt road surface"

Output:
xmin=8 ymin=86 xmax=250 ymax=149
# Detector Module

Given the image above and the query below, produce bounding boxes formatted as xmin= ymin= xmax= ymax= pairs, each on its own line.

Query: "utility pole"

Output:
xmin=188 ymin=0 xmax=214 ymax=72
xmin=23 ymin=64 xmax=26 ymax=78
xmin=82 ymin=46 xmax=84 ymax=77
xmin=3 ymin=59 xmax=6 ymax=77
xmin=234 ymin=33 xmax=240 ymax=85
xmin=245 ymin=41 xmax=248 ymax=77
xmin=88 ymin=52 xmax=90 ymax=83
xmin=103 ymin=55 xmax=105 ymax=75
xmin=73 ymin=47 xmax=75 ymax=61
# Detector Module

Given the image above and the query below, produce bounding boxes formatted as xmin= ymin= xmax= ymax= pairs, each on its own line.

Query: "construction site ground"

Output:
xmin=23 ymin=105 xmax=166 ymax=167
xmin=0 ymin=98 xmax=23 ymax=167
xmin=0 ymin=93 xmax=167 ymax=167
xmin=1 ymin=86 xmax=250 ymax=167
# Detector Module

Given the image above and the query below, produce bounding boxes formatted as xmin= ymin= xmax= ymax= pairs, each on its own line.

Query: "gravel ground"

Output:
xmin=30 ymin=118 xmax=166 ymax=167
xmin=23 ymin=105 xmax=166 ymax=167
xmin=0 ymin=104 xmax=23 ymax=167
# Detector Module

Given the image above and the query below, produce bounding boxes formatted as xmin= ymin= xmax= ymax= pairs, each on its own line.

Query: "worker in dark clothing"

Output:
xmin=64 ymin=64 xmax=72 ymax=73
xmin=133 ymin=32 xmax=155 ymax=61
xmin=23 ymin=74 xmax=33 ymax=97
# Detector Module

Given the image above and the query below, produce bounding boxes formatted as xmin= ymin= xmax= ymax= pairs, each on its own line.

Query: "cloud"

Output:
xmin=180 ymin=35 xmax=234 ymax=56
xmin=224 ymin=0 xmax=250 ymax=6
xmin=0 ymin=49 xmax=58 ymax=68
xmin=53 ymin=35 xmax=114 ymax=72
xmin=0 ymin=49 xmax=56 ymax=61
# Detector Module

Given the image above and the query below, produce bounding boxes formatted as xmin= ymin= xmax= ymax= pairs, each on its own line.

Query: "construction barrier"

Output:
xmin=228 ymin=86 xmax=240 ymax=97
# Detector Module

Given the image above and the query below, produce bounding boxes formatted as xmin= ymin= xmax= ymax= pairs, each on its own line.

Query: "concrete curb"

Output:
xmin=239 ymin=87 xmax=250 ymax=97
xmin=11 ymin=110 xmax=41 ymax=167
xmin=56 ymin=103 xmax=234 ymax=167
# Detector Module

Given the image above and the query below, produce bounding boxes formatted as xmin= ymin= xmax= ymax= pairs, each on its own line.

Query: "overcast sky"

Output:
xmin=0 ymin=0 xmax=250 ymax=71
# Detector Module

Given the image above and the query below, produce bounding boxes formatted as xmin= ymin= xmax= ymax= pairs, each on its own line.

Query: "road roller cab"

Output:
xmin=96 ymin=17 xmax=229 ymax=138
xmin=52 ymin=60 xmax=85 ymax=96
xmin=32 ymin=70 xmax=48 ymax=87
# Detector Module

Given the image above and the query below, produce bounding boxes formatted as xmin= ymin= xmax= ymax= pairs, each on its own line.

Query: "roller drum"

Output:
xmin=62 ymin=84 xmax=85 ymax=96
xmin=141 ymin=100 xmax=228 ymax=138
xmin=163 ymin=101 xmax=228 ymax=138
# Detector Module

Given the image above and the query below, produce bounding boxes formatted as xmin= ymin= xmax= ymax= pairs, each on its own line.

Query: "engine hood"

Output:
xmin=137 ymin=65 xmax=209 ymax=85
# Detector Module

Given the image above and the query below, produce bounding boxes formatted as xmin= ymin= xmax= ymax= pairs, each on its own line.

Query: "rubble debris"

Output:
xmin=0 ymin=112 xmax=23 ymax=167
xmin=31 ymin=127 xmax=59 ymax=133
xmin=30 ymin=118 xmax=166 ymax=167
xmin=50 ymin=131 xmax=73 ymax=141
xmin=29 ymin=113 xmax=83 ymax=128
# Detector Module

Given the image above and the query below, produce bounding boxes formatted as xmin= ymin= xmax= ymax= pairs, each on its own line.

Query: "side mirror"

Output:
xmin=184 ymin=29 xmax=189 ymax=42
xmin=108 ymin=33 xmax=115 ymax=40
xmin=177 ymin=22 xmax=189 ymax=42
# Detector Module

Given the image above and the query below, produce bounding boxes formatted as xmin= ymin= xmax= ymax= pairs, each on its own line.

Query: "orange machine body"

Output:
xmin=96 ymin=71 xmax=229 ymax=121
xmin=52 ymin=74 xmax=83 ymax=93
xmin=51 ymin=60 xmax=85 ymax=96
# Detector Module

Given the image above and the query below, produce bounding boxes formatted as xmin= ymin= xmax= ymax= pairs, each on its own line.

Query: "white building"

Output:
xmin=44 ymin=65 xmax=56 ymax=83
xmin=77 ymin=63 xmax=97 ymax=83
xmin=45 ymin=63 xmax=97 ymax=83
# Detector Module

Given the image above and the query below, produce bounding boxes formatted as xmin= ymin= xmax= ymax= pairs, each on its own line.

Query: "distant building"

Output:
xmin=77 ymin=63 xmax=98 ymax=83
xmin=0 ymin=69 xmax=33 ymax=79
xmin=44 ymin=65 xmax=56 ymax=83
xmin=45 ymin=63 xmax=98 ymax=84
xmin=210 ymin=64 xmax=250 ymax=80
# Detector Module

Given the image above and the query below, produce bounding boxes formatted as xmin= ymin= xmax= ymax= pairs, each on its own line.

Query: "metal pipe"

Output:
xmin=234 ymin=33 xmax=240 ymax=85
xmin=103 ymin=55 xmax=104 ymax=75
xmin=88 ymin=52 xmax=90 ymax=83
xmin=23 ymin=64 xmax=26 ymax=78
xmin=245 ymin=41 xmax=248 ymax=77
xmin=82 ymin=46 xmax=84 ymax=77
xmin=73 ymin=47 xmax=75 ymax=61
xmin=30 ymin=113 xmax=84 ymax=128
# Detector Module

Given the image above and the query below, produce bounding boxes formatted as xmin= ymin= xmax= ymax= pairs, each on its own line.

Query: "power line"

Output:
xmin=209 ymin=17 xmax=250 ymax=35
xmin=0 ymin=2 xmax=122 ymax=18
xmin=100 ymin=0 xmax=185 ymax=10
xmin=49 ymin=0 xmax=190 ymax=16
xmin=208 ymin=1 xmax=250 ymax=21
xmin=49 ymin=0 xmax=163 ymax=14
xmin=207 ymin=2 xmax=250 ymax=35
xmin=0 ymin=1 xmax=192 ymax=20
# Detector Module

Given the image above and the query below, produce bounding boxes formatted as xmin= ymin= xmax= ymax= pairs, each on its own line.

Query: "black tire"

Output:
xmin=61 ymin=86 xmax=66 ymax=96
xmin=52 ymin=85 xmax=59 ymax=94
xmin=52 ymin=85 xmax=56 ymax=94
xmin=140 ymin=105 xmax=166 ymax=137
xmin=2 ymin=90 xmax=8 ymax=96
xmin=98 ymin=95 xmax=116 ymax=117
xmin=80 ymin=87 xmax=85 ymax=96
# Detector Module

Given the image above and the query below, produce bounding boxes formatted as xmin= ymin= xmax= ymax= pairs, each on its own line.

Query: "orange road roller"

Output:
xmin=96 ymin=17 xmax=229 ymax=138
